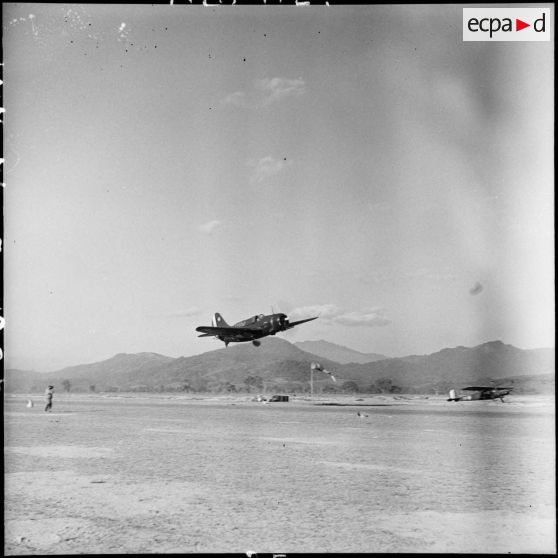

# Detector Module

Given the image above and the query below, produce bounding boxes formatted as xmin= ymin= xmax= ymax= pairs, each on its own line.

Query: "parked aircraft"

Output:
xmin=447 ymin=385 xmax=514 ymax=403
xmin=196 ymin=312 xmax=318 ymax=347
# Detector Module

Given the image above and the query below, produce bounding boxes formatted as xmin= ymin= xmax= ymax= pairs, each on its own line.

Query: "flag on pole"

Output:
xmin=310 ymin=361 xmax=336 ymax=382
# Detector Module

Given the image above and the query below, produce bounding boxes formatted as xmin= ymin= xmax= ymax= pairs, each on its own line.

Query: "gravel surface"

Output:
xmin=4 ymin=393 xmax=555 ymax=554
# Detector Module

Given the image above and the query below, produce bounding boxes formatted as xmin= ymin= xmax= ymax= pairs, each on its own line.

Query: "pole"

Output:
xmin=310 ymin=367 xmax=313 ymax=397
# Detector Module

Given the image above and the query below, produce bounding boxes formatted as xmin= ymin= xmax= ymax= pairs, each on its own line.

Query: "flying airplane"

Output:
xmin=447 ymin=385 xmax=514 ymax=403
xmin=196 ymin=312 xmax=318 ymax=347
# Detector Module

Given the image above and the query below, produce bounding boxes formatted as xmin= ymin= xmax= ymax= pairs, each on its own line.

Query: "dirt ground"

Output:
xmin=3 ymin=393 xmax=556 ymax=554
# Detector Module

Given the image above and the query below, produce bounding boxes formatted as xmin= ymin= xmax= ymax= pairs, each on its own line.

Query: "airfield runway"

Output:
xmin=3 ymin=393 xmax=556 ymax=554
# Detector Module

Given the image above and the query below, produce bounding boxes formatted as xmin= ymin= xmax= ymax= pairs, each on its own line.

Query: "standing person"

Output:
xmin=44 ymin=385 xmax=54 ymax=412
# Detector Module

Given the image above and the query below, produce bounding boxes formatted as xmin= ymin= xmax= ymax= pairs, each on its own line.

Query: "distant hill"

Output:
xmin=3 ymin=369 xmax=44 ymax=394
xmin=294 ymin=340 xmax=387 ymax=364
xmin=4 ymin=353 xmax=175 ymax=393
xmin=335 ymin=341 xmax=555 ymax=392
xmin=4 ymin=339 xmax=339 ymax=394
xmin=3 ymin=339 xmax=555 ymax=395
xmin=134 ymin=339 xmax=341 ymax=391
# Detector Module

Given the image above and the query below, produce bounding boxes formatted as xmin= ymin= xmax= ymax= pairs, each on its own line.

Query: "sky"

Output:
xmin=3 ymin=3 xmax=554 ymax=371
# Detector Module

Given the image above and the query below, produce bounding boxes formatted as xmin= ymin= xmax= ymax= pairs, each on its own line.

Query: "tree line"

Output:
xmin=49 ymin=375 xmax=407 ymax=394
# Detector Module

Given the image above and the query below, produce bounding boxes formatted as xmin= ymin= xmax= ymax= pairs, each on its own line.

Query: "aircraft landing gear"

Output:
xmin=252 ymin=340 xmax=261 ymax=347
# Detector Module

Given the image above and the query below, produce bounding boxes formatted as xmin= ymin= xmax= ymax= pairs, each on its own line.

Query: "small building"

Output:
xmin=268 ymin=395 xmax=289 ymax=402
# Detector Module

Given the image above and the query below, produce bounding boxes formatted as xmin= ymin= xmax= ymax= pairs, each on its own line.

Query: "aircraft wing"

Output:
xmin=285 ymin=316 xmax=318 ymax=329
xmin=196 ymin=325 xmax=262 ymax=339
xmin=462 ymin=386 xmax=493 ymax=391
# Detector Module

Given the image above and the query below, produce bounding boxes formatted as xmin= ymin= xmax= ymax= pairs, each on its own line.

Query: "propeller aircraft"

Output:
xmin=447 ymin=385 xmax=514 ymax=403
xmin=196 ymin=312 xmax=318 ymax=347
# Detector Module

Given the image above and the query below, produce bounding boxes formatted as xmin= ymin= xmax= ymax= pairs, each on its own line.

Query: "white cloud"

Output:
xmin=164 ymin=307 xmax=202 ymax=318
xmin=255 ymin=77 xmax=307 ymax=105
xmin=405 ymin=267 xmax=457 ymax=282
xmin=290 ymin=304 xmax=341 ymax=321
xmin=367 ymin=201 xmax=392 ymax=213
xmin=247 ymin=156 xmax=292 ymax=185
xmin=198 ymin=220 xmax=222 ymax=234
xmin=289 ymin=305 xmax=391 ymax=328
xmin=334 ymin=309 xmax=391 ymax=327
xmin=148 ymin=307 xmax=202 ymax=319
xmin=220 ymin=91 xmax=248 ymax=108
xmin=220 ymin=77 xmax=306 ymax=109
xmin=359 ymin=266 xmax=457 ymax=286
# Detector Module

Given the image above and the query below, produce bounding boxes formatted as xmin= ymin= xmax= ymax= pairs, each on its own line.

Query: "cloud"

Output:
xmin=220 ymin=91 xmax=248 ymax=108
xmin=367 ymin=201 xmax=392 ymax=213
xmin=198 ymin=220 xmax=222 ymax=234
xmin=148 ymin=307 xmax=202 ymax=319
xmin=289 ymin=305 xmax=391 ymax=328
xmin=359 ymin=266 xmax=457 ymax=286
xmin=290 ymin=304 xmax=341 ymax=321
xmin=255 ymin=77 xmax=307 ymax=105
xmin=406 ymin=267 xmax=457 ymax=282
xmin=334 ymin=309 xmax=391 ymax=327
xmin=247 ymin=156 xmax=292 ymax=185
xmin=164 ymin=307 xmax=202 ymax=318
xmin=220 ymin=77 xmax=306 ymax=109
xmin=469 ymin=281 xmax=484 ymax=295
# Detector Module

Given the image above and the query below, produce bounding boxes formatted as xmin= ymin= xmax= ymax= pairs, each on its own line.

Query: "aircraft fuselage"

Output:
xmin=448 ymin=388 xmax=512 ymax=402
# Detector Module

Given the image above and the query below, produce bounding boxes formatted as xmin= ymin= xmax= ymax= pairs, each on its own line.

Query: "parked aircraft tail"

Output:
xmin=212 ymin=313 xmax=229 ymax=327
xmin=447 ymin=389 xmax=458 ymax=402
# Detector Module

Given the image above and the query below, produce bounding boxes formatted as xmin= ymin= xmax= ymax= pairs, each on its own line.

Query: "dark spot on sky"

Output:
xmin=243 ymin=58 xmax=246 ymax=62
xmin=469 ymin=282 xmax=484 ymax=296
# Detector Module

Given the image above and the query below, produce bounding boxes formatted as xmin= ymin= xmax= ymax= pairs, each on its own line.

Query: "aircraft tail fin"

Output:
xmin=212 ymin=313 xmax=229 ymax=327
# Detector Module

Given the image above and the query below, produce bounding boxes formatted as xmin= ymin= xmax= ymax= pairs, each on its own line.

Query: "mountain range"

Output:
xmin=4 ymin=339 xmax=555 ymax=395
xmin=294 ymin=340 xmax=387 ymax=364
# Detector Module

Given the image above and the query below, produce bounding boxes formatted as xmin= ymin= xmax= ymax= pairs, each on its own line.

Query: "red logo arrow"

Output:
xmin=516 ymin=19 xmax=530 ymax=31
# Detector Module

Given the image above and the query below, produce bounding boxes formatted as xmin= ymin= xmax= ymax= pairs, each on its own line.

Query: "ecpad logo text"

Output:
xmin=463 ymin=8 xmax=551 ymax=41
